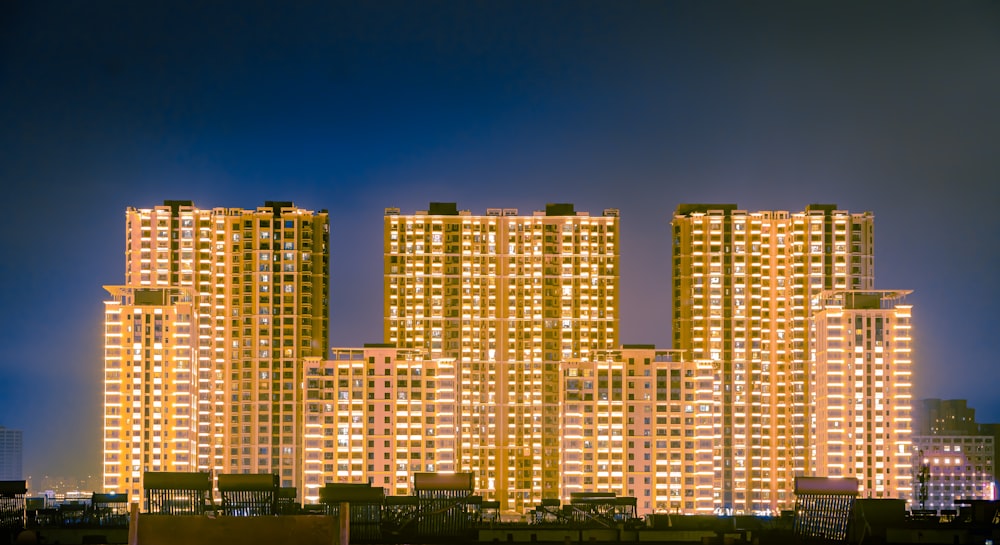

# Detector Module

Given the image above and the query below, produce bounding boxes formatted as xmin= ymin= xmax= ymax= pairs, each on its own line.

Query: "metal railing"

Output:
xmin=218 ymin=473 xmax=278 ymax=516
xmin=143 ymin=472 xmax=212 ymax=515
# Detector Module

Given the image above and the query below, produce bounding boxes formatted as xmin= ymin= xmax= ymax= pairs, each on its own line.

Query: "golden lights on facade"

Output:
xmin=811 ymin=290 xmax=913 ymax=501
xmin=103 ymin=201 xmax=329 ymax=502
xmin=102 ymin=200 xmax=919 ymax=514
xmin=383 ymin=203 xmax=620 ymax=513
xmin=670 ymin=204 xmax=897 ymax=513
xmin=300 ymin=347 xmax=459 ymax=504
xmin=102 ymin=287 xmax=198 ymax=500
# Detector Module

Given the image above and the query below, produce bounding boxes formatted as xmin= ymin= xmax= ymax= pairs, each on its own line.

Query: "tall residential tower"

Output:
xmin=811 ymin=290 xmax=914 ymax=500
xmin=384 ymin=203 xmax=619 ymax=512
xmin=103 ymin=201 xmax=329 ymax=500
xmin=671 ymin=204 xmax=875 ymax=512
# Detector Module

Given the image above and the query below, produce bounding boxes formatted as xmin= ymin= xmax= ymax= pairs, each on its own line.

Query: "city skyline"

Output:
xmin=99 ymin=200 xmax=915 ymax=514
xmin=2 ymin=2 xmax=998 ymax=483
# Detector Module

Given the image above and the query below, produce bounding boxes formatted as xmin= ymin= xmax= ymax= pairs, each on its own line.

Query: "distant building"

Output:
xmin=0 ymin=426 xmax=22 ymax=480
xmin=912 ymin=434 xmax=995 ymax=511
xmin=911 ymin=399 xmax=997 ymax=511
xmin=914 ymin=399 xmax=979 ymax=436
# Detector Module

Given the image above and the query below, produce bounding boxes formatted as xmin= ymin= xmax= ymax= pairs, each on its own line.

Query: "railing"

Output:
xmin=320 ymin=483 xmax=385 ymax=542
xmin=90 ymin=492 xmax=130 ymax=527
xmin=218 ymin=474 xmax=278 ymax=516
xmin=414 ymin=472 xmax=476 ymax=538
xmin=143 ymin=472 xmax=212 ymax=515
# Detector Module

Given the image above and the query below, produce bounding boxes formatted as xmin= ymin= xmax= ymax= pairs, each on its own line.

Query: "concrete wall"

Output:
xmin=134 ymin=515 xmax=339 ymax=545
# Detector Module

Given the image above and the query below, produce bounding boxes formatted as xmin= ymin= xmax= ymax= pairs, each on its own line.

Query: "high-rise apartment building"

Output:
xmin=384 ymin=203 xmax=619 ymax=512
xmin=811 ymin=290 xmax=913 ymax=500
xmin=103 ymin=200 xmax=329 ymax=500
xmin=103 ymin=287 xmax=198 ymax=496
xmin=671 ymin=204 xmax=875 ymax=513
xmin=98 ymin=198 xmax=916 ymax=514
xmin=0 ymin=426 xmax=22 ymax=481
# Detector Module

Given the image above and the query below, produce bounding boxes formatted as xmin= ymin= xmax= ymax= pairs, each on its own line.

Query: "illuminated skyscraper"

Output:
xmin=103 ymin=200 xmax=329 ymax=500
xmin=384 ymin=202 xmax=619 ymax=512
xmin=671 ymin=204 xmax=875 ymax=513
xmin=102 ymin=287 xmax=198 ymax=496
xmin=811 ymin=290 xmax=913 ymax=500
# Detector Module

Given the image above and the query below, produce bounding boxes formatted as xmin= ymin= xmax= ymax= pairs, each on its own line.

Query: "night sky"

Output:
xmin=1 ymin=1 xmax=998 ymax=482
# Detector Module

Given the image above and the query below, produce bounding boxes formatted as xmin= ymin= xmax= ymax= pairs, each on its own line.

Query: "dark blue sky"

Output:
xmin=1 ymin=1 xmax=998 ymax=481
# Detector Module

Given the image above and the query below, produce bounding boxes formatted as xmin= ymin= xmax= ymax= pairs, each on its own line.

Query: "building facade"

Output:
xmin=671 ymin=204 xmax=875 ymax=513
xmin=300 ymin=346 xmax=459 ymax=503
xmin=384 ymin=203 xmax=619 ymax=512
xmin=103 ymin=200 xmax=329 ymax=501
xmin=911 ymin=399 xmax=997 ymax=511
xmin=102 ymin=287 xmax=198 ymax=496
xmin=810 ymin=290 xmax=914 ymax=500
xmin=558 ymin=347 xmax=716 ymax=513
xmin=912 ymin=435 xmax=995 ymax=511
xmin=914 ymin=399 xmax=980 ymax=436
xmin=0 ymin=426 xmax=22 ymax=481
xmin=295 ymin=344 xmax=715 ymax=515
xmin=98 ymin=198 xmax=919 ymax=515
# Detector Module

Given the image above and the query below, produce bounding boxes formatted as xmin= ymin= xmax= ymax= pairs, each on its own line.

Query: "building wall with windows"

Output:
xmin=559 ymin=347 xmax=716 ymax=514
xmin=104 ymin=201 xmax=329 ymax=500
xmin=99 ymin=199 xmax=920 ymax=515
xmin=298 ymin=345 xmax=712 ymax=516
xmin=811 ymin=290 xmax=913 ymax=501
xmin=102 ymin=287 xmax=198 ymax=500
xmin=912 ymin=435 xmax=995 ymax=511
xmin=301 ymin=347 xmax=457 ymax=503
xmin=671 ymin=204 xmax=875 ymax=513
xmin=914 ymin=399 xmax=979 ymax=436
xmin=384 ymin=203 xmax=619 ymax=512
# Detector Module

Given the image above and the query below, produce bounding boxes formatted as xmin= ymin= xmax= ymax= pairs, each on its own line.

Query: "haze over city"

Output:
xmin=0 ymin=1 xmax=998 ymax=488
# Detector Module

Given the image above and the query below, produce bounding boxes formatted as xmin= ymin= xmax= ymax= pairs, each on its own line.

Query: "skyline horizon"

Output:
xmin=2 ymin=2 xmax=997 ymax=484
xmin=0 ymin=193 xmax=991 ymax=484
